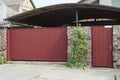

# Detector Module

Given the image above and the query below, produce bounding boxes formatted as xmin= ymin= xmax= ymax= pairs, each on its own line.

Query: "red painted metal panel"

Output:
xmin=92 ymin=26 xmax=113 ymax=67
xmin=7 ymin=27 xmax=67 ymax=61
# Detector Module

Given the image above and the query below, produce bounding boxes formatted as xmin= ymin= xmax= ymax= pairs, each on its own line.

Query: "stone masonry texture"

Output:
xmin=113 ymin=25 xmax=120 ymax=68
xmin=0 ymin=28 xmax=6 ymax=56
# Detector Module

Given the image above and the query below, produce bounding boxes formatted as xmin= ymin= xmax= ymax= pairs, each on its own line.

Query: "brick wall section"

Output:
xmin=0 ymin=28 xmax=6 ymax=56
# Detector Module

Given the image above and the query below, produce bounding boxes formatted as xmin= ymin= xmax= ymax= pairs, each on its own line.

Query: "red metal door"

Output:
xmin=92 ymin=26 xmax=113 ymax=67
xmin=7 ymin=27 xmax=67 ymax=61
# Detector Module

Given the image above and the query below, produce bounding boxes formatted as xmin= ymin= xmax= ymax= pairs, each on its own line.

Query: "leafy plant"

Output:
xmin=0 ymin=54 xmax=6 ymax=64
xmin=66 ymin=27 xmax=88 ymax=68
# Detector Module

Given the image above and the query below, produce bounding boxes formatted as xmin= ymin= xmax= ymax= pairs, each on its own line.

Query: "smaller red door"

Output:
xmin=92 ymin=26 xmax=113 ymax=67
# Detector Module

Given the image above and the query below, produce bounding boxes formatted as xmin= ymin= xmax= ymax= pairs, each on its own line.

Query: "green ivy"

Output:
xmin=66 ymin=27 xmax=88 ymax=68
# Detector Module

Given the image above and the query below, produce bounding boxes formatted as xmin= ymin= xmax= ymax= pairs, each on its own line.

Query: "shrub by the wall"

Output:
xmin=66 ymin=27 xmax=88 ymax=68
xmin=0 ymin=54 xmax=6 ymax=64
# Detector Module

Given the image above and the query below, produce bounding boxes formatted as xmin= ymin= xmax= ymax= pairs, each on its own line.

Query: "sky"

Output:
xmin=33 ymin=0 xmax=80 ymax=8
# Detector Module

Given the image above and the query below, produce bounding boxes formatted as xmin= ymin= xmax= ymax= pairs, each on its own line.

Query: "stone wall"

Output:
xmin=113 ymin=25 xmax=120 ymax=68
xmin=0 ymin=28 xmax=6 ymax=56
xmin=82 ymin=26 xmax=91 ymax=66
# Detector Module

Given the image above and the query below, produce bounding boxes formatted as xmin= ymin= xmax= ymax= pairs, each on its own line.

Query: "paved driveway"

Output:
xmin=0 ymin=64 xmax=120 ymax=80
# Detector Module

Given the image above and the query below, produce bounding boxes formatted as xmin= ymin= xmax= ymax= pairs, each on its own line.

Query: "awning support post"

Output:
xmin=76 ymin=10 xmax=79 ymax=27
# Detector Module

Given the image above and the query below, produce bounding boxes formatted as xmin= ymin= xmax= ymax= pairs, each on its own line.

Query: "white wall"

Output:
xmin=112 ymin=0 xmax=120 ymax=7
xmin=100 ymin=0 xmax=112 ymax=5
xmin=0 ymin=4 xmax=7 ymax=22
xmin=100 ymin=0 xmax=120 ymax=7
xmin=0 ymin=4 xmax=17 ymax=27
xmin=80 ymin=0 xmax=97 ymax=4
xmin=6 ymin=6 xmax=17 ymax=17
xmin=33 ymin=0 xmax=80 ymax=8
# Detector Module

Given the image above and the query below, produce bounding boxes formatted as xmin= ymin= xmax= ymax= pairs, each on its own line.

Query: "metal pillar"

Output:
xmin=76 ymin=10 xmax=79 ymax=27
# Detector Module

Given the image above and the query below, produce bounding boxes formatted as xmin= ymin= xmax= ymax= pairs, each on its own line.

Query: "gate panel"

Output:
xmin=7 ymin=27 xmax=67 ymax=61
xmin=92 ymin=26 xmax=113 ymax=67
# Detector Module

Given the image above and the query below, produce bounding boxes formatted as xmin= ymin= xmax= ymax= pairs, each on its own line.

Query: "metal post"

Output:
xmin=94 ymin=18 xmax=96 ymax=22
xmin=114 ymin=75 xmax=117 ymax=80
xmin=76 ymin=10 xmax=79 ymax=27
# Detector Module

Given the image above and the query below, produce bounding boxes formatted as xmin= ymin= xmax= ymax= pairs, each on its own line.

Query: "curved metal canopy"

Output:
xmin=6 ymin=3 xmax=120 ymax=27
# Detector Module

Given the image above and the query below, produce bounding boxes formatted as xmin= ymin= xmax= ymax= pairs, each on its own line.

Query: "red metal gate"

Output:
xmin=7 ymin=27 xmax=68 ymax=61
xmin=92 ymin=26 xmax=113 ymax=67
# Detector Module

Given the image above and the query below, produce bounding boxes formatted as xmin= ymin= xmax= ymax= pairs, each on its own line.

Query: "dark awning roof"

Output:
xmin=6 ymin=3 xmax=120 ymax=27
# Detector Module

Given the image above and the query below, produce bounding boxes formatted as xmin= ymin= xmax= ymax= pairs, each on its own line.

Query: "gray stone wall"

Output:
xmin=67 ymin=27 xmax=73 ymax=54
xmin=82 ymin=26 xmax=91 ymax=66
xmin=0 ymin=28 xmax=6 ymax=56
xmin=113 ymin=25 xmax=120 ymax=68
